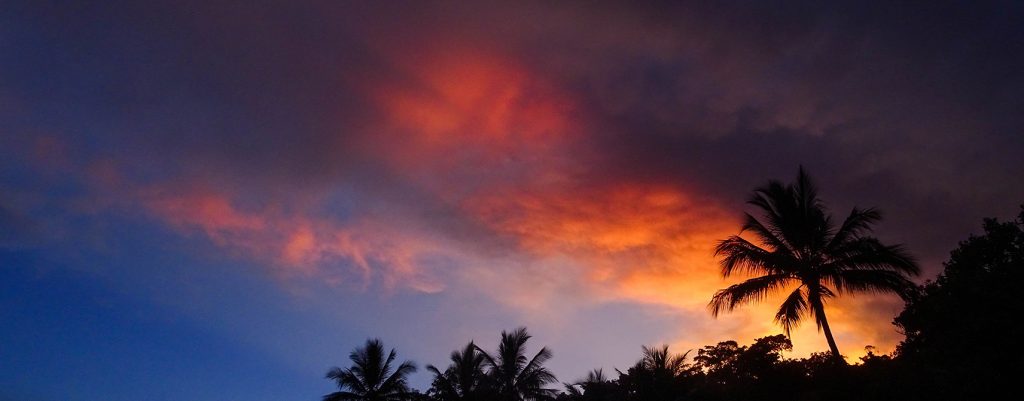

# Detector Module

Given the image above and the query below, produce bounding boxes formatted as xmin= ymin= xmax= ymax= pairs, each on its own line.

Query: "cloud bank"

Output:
xmin=3 ymin=0 xmax=1023 ymax=366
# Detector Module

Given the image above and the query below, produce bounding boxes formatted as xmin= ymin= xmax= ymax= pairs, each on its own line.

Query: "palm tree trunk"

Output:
xmin=806 ymin=284 xmax=847 ymax=364
xmin=813 ymin=302 xmax=844 ymax=364
xmin=818 ymin=310 xmax=843 ymax=363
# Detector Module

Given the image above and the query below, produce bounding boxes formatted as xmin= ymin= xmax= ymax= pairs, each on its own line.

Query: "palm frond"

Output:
xmin=740 ymin=213 xmax=796 ymax=255
xmin=827 ymin=237 xmax=919 ymax=275
xmin=794 ymin=166 xmax=822 ymax=212
xmin=517 ymin=347 xmax=553 ymax=383
xmin=473 ymin=343 xmax=498 ymax=372
xmin=328 ymin=368 xmax=368 ymax=395
xmin=326 ymin=366 xmax=345 ymax=381
xmin=426 ymin=364 xmax=453 ymax=392
xmin=750 ymin=168 xmax=832 ymax=256
xmin=499 ymin=327 xmax=531 ymax=374
xmin=583 ymin=368 xmax=607 ymax=384
xmin=715 ymin=236 xmax=793 ymax=277
xmin=827 ymin=207 xmax=881 ymax=250
xmin=563 ymin=382 xmax=583 ymax=397
xmin=774 ymin=286 xmax=807 ymax=336
xmin=378 ymin=360 xmax=416 ymax=394
xmin=748 ymin=181 xmax=796 ymax=245
xmin=709 ymin=274 xmax=794 ymax=316
xmin=825 ymin=269 xmax=918 ymax=299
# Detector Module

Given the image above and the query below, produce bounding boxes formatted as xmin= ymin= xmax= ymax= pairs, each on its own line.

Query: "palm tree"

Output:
xmin=616 ymin=345 xmax=693 ymax=401
xmin=709 ymin=167 xmax=919 ymax=363
xmin=324 ymin=338 xmax=417 ymax=401
xmin=580 ymin=369 xmax=608 ymax=384
xmin=427 ymin=341 xmax=491 ymax=401
xmin=637 ymin=346 xmax=691 ymax=377
xmin=562 ymin=369 xmax=617 ymax=401
xmin=476 ymin=327 xmax=558 ymax=401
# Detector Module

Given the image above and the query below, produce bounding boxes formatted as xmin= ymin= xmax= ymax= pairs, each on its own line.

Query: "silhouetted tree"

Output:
xmin=617 ymin=345 xmax=694 ymax=401
xmin=427 ymin=342 xmax=492 ymax=401
xmin=710 ymin=167 xmax=919 ymax=362
xmin=324 ymin=338 xmax=417 ymax=401
xmin=691 ymin=335 xmax=797 ymax=401
xmin=693 ymin=340 xmax=743 ymax=385
xmin=893 ymin=206 xmax=1024 ymax=399
xmin=559 ymin=369 xmax=622 ymax=401
xmin=476 ymin=327 xmax=558 ymax=401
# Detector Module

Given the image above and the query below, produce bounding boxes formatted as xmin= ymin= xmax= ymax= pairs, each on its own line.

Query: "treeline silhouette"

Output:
xmin=323 ymin=170 xmax=1023 ymax=401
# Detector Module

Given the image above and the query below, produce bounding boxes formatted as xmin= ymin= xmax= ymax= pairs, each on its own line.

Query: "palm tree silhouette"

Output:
xmin=427 ymin=341 xmax=491 ymax=401
xmin=709 ymin=167 xmax=919 ymax=362
xmin=324 ymin=338 xmax=417 ymax=401
xmin=580 ymin=369 xmax=608 ymax=384
xmin=563 ymin=369 xmax=616 ymax=401
xmin=476 ymin=327 xmax=558 ymax=401
xmin=617 ymin=345 xmax=693 ymax=401
xmin=638 ymin=345 xmax=691 ymax=377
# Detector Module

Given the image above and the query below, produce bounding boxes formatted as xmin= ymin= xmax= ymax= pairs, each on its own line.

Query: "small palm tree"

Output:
xmin=476 ymin=327 xmax=558 ymax=401
xmin=580 ymin=369 xmax=608 ymax=384
xmin=562 ymin=369 xmax=613 ymax=400
xmin=638 ymin=346 xmax=691 ymax=377
xmin=709 ymin=167 xmax=919 ymax=362
xmin=617 ymin=345 xmax=692 ymax=401
xmin=324 ymin=338 xmax=417 ymax=401
xmin=427 ymin=341 xmax=491 ymax=401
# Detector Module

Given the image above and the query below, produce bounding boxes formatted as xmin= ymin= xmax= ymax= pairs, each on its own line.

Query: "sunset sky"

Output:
xmin=2 ymin=1 xmax=1024 ymax=400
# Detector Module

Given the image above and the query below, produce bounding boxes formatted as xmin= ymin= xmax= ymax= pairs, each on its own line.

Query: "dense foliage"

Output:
xmin=891 ymin=207 xmax=1024 ymax=399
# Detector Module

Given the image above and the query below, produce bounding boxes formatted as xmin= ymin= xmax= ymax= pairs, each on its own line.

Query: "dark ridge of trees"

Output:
xmin=323 ymin=199 xmax=1022 ymax=400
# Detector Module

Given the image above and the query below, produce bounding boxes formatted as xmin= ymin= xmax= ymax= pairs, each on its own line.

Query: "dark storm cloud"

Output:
xmin=540 ymin=0 xmax=1024 ymax=269
xmin=5 ymin=0 xmax=1023 ymax=266
xmin=2 ymin=1 xmax=1022 ymax=363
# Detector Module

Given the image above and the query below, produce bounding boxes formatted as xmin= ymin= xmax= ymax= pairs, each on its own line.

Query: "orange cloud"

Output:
xmin=456 ymin=178 xmax=906 ymax=360
xmin=358 ymin=47 xmax=580 ymax=181
xmin=346 ymin=45 xmax=908 ymax=359
xmin=463 ymin=181 xmax=735 ymax=297
xmin=144 ymin=188 xmax=267 ymax=243
xmin=34 ymin=42 xmax=906 ymax=361
xmin=135 ymin=182 xmax=444 ymax=293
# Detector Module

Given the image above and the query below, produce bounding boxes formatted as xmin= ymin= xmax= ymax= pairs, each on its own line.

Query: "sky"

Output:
xmin=2 ymin=1 xmax=1023 ymax=400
